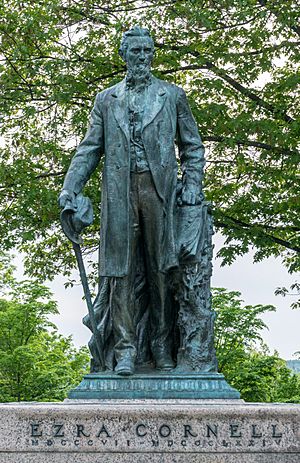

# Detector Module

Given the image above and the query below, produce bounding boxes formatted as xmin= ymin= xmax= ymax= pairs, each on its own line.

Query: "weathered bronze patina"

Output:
xmin=59 ymin=27 xmax=237 ymax=398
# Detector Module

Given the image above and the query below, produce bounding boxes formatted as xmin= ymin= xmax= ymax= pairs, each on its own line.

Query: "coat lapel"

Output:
xmin=110 ymin=76 xmax=167 ymax=139
xmin=111 ymin=79 xmax=130 ymax=142
xmin=142 ymin=78 xmax=166 ymax=131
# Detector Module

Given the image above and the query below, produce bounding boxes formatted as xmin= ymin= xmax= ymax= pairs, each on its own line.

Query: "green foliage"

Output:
xmin=213 ymin=287 xmax=300 ymax=402
xmin=224 ymin=350 xmax=300 ymax=403
xmin=0 ymin=0 xmax=298 ymax=285
xmin=0 ymin=255 xmax=299 ymax=403
xmin=213 ymin=287 xmax=275 ymax=370
xmin=0 ymin=253 xmax=89 ymax=402
xmin=275 ymin=282 xmax=300 ymax=310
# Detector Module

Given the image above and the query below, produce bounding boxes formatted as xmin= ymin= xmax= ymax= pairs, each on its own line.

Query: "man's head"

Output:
xmin=119 ymin=26 xmax=154 ymax=81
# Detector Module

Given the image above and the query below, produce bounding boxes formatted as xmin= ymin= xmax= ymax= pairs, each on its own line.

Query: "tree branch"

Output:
xmin=0 ymin=48 xmax=34 ymax=100
xmin=0 ymin=171 xmax=66 ymax=191
xmin=227 ymin=40 xmax=300 ymax=57
xmin=203 ymin=135 xmax=299 ymax=157
xmin=86 ymin=67 xmax=125 ymax=85
xmin=193 ymin=11 xmax=263 ymax=33
xmin=216 ymin=215 xmax=300 ymax=253
xmin=159 ymin=64 xmax=207 ymax=75
xmin=257 ymin=0 xmax=300 ymax=38
xmin=156 ymin=43 xmax=295 ymax=123
xmin=204 ymin=61 xmax=295 ymax=124
xmin=35 ymin=171 xmax=66 ymax=180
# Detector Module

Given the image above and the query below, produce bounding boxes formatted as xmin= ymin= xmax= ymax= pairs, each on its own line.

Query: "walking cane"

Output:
xmin=72 ymin=242 xmax=105 ymax=370
xmin=60 ymin=195 xmax=105 ymax=370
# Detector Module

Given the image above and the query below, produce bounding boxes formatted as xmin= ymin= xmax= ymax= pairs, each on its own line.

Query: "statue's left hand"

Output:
xmin=180 ymin=185 xmax=202 ymax=206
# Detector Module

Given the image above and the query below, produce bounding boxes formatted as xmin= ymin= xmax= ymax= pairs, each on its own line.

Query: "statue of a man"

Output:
xmin=59 ymin=26 xmax=205 ymax=376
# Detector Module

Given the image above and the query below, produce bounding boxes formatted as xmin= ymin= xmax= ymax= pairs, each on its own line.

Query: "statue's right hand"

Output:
xmin=58 ymin=189 xmax=77 ymax=210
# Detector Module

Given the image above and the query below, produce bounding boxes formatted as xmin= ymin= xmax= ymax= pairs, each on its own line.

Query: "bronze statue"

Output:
xmin=59 ymin=27 xmax=217 ymax=378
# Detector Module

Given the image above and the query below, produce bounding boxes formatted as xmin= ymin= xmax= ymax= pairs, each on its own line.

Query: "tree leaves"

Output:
xmin=0 ymin=252 xmax=89 ymax=402
xmin=213 ymin=287 xmax=300 ymax=402
xmin=0 ymin=0 xmax=298 ymax=283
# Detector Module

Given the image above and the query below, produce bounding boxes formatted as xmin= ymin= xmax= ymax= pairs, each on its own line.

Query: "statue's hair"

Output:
xmin=119 ymin=26 xmax=154 ymax=58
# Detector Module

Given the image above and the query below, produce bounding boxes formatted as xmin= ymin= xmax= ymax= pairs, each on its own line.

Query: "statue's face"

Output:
xmin=124 ymin=37 xmax=154 ymax=70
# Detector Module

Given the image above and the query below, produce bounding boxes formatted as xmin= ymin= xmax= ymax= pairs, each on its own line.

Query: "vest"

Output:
xmin=127 ymin=86 xmax=150 ymax=173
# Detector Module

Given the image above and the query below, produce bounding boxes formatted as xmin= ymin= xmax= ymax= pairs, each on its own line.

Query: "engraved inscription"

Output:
xmin=24 ymin=419 xmax=291 ymax=452
xmin=30 ymin=424 xmax=42 ymax=437
xmin=53 ymin=424 xmax=64 ymax=438
xmin=230 ymin=424 xmax=242 ymax=438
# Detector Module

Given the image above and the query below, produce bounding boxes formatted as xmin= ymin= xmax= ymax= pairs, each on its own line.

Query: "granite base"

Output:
xmin=0 ymin=400 xmax=299 ymax=462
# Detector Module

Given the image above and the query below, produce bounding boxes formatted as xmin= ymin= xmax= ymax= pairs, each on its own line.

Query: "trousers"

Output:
xmin=111 ymin=171 xmax=173 ymax=363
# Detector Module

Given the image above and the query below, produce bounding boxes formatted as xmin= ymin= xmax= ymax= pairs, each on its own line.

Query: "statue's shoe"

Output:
xmin=115 ymin=357 xmax=135 ymax=376
xmin=154 ymin=352 xmax=175 ymax=371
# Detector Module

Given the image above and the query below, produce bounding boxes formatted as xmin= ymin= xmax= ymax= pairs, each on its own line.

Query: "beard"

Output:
xmin=126 ymin=63 xmax=152 ymax=89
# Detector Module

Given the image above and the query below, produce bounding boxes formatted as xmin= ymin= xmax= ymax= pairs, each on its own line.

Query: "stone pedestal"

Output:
xmin=0 ymin=400 xmax=299 ymax=462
